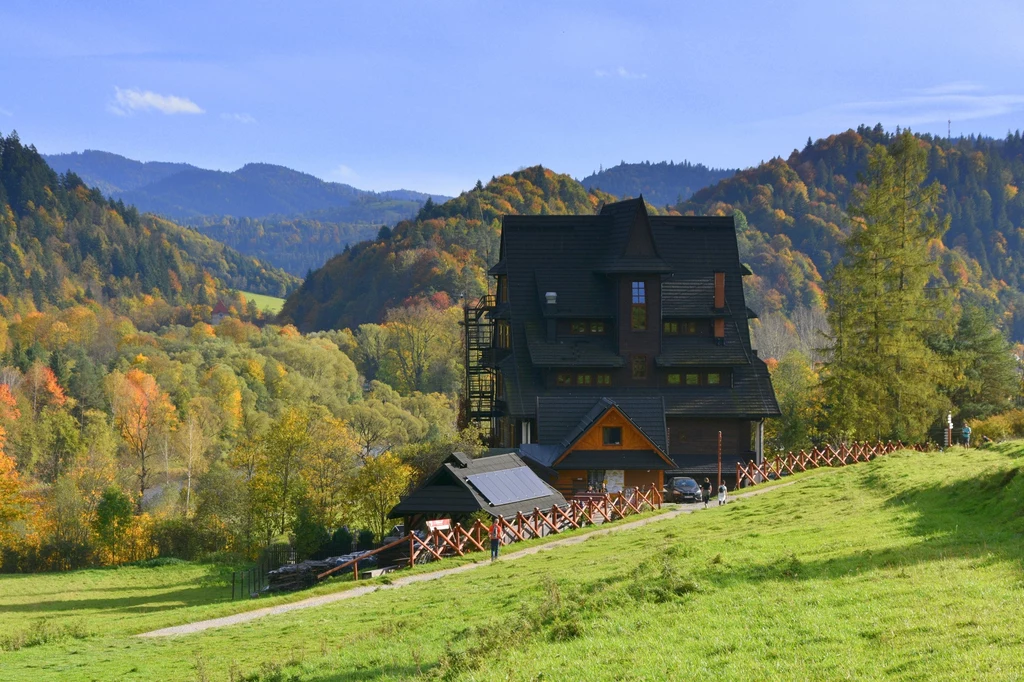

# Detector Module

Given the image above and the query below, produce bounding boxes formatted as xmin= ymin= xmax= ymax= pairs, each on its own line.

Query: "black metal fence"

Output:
xmin=230 ymin=547 xmax=294 ymax=600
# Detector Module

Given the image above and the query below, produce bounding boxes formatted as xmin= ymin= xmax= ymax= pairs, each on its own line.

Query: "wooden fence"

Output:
xmin=317 ymin=486 xmax=663 ymax=582
xmin=737 ymin=440 xmax=932 ymax=489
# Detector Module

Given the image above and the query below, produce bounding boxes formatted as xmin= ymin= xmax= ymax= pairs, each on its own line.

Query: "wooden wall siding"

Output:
xmin=563 ymin=407 xmax=660 ymax=457
xmin=667 ymin=417 xmax=751 ymax=455
xmin=624 ymin=469 xmax=662 ymax=491
xmin=555 ymin=469 xmax=587 ymax=495
xmin=617 ymin=276 xmax=662 ymax=386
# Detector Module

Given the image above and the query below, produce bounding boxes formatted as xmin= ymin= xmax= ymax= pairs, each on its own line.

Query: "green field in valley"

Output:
xmin=2 ymin=444 xmax=1023 ymax=681
xmin=241 ymin=290 xmax=286 ymax=314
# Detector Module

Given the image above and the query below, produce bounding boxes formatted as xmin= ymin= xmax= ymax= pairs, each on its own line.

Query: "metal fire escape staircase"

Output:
xmin=463 ymin=294 xmax=497 ymax=442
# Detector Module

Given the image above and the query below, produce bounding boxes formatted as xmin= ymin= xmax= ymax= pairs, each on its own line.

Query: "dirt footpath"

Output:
xmin=138 ymin=481 xmax=793 ymax=638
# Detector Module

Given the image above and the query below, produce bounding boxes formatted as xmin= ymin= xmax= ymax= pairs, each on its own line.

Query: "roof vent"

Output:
xmin=545 ymin=291 xmax=557 ymax=305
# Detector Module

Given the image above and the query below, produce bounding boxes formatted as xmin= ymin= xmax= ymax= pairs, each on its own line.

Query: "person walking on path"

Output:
xmin=702 ymin=478 xmax=712 ymax=508
xmin=718 ymin=482 xmax=728 ymax=506
xmin=489 ymin=520 xmax=501 ymax=561
xmin=962 ymin=422 xmax=972 ymax=448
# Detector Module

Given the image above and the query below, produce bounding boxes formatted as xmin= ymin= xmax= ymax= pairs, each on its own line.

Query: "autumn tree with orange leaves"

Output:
xmin=105 ymin=369 xmax=176 ymax=512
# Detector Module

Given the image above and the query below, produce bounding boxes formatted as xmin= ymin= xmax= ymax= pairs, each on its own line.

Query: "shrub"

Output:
xmin=356 ymin=529 xmax=375 ymax=551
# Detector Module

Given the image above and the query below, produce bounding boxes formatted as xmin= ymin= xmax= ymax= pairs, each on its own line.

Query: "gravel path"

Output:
xmin=138 ymin=481 xmax=795 ymax=638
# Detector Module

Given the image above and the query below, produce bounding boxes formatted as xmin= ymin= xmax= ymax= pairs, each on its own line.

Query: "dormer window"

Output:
xmin=631 ymin=281 xmax=647 ymax=330
xmin=570 ymin=320 xmax=607 ymax=335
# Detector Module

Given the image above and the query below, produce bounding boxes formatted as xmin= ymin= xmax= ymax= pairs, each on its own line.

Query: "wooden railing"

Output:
xmin=736 ymin=440 xmax=932 ymax=488
xmin=317 ymin=486 xmax=663 ymax=582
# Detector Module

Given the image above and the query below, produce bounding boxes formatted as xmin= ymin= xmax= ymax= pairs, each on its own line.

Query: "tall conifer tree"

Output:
xmin=823 ymin=131 xmax=951 ymax=441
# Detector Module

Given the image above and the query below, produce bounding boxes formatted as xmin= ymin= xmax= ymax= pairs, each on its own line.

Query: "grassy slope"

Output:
xmin=3 ymin=446 xmax=1024 ymax=681
xmin=240 ymin=290 xmax=286 ymax=314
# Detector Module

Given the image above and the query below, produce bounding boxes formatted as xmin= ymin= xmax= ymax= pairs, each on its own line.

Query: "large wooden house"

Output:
xmin=463 ymin=198 xmax=779 ymax=495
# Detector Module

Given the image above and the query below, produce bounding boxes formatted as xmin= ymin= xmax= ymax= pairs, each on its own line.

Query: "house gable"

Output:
xmin=553 ymin=405 xmax=674 ymax=468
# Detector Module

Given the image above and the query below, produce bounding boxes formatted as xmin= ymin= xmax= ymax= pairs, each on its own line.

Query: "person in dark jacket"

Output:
xmin=702 ymin=478 xmax=712 ymax=508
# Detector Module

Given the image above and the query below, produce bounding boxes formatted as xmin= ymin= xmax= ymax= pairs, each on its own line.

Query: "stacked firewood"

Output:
xmin=266 ymin=551 xmax=378 ymax=593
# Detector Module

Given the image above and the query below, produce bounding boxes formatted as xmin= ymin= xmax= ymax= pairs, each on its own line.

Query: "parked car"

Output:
xmin=669 ymin=477 xmax=703 ymax=503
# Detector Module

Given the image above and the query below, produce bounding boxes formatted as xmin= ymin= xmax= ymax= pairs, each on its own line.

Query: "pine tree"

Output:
xmin=823 ymin=131 xmax=951 ymax=441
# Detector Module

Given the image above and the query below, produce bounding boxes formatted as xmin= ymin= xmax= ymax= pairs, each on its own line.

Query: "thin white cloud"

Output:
xmin=330 ymin=164 xmax=359 ymax=182
xmin=594 ymin=67 xmax=647 ymax=80
xmin=0 ymin=106 xmax=12 ymax=117
xmin=910 ymin=81 xmax=985 ymax=96
xmin=760 ymin=85 xmax=1024 ymax=134
xmin=835 ymin=91 xmax=1024 ymax=126
xmin=221 ymin=112 xmax=257 ymax=124
xmin=109 ymin=87 xmax=204 ymax=115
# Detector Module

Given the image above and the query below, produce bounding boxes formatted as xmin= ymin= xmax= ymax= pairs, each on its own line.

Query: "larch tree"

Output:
xmin=258 ymin=407 xmax=310 ymax=534
xmin=303 ymin=414 xmax=359 ymax=527
xmin=823 ymin=131 xmax=951 ymax=441
xmin=105 ymin=369 xmax=177 ymax=512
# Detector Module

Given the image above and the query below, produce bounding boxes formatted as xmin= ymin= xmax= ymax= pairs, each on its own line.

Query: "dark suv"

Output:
xmin=669 ymin=477 xmax=702 ymax=503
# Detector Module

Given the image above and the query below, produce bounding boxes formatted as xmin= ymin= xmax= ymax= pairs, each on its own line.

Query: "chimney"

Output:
xmin=714 ymin=272 xmax=725 ymax=309
xmin=545 ymin=291 xmax=557 ymax=342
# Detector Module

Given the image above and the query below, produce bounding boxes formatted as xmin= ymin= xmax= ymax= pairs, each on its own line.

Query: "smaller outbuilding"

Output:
xmin=388 ymin=451 xmax=567 ymax=531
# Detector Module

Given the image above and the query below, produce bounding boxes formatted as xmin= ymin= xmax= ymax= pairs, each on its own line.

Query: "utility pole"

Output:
xmin=717 ymin=431 xmax=723 ymax=490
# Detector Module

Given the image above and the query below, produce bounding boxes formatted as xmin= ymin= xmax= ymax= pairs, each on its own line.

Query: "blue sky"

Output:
xmin=2 ymin=0 xmax=1023 ymax=196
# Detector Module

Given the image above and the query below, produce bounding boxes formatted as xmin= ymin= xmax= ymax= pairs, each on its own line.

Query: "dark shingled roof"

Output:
xmin=656 ymin=332 xmax=752 ymax=367
xmin=524 ymin=322 xmax=624 ymax=368
xmin=661 ymin=277 xmax=715 ymax=316
xmin=558 ymin=450 xmax=671 ymax=470
xmin=492 ymin=199 xmax=778 ymax=420
xmin=389 ymin=452 xmax=565 ymax=519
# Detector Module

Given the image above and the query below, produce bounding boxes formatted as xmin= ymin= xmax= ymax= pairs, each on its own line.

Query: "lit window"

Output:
xmin=685 ymin=374 xmax=699 ymax=386
xmin=596 ymin=374 xmax=611 ymax=385
xmin=667 ymin=373 xmax=681 ymax=385
xmin=590 ymin=321 xmax=605 ymax=334
xmin=631 ymin=281 xmax=647 ymax=331
xmin=632 ymin=355 xmax=647 ymax=379
xmin=631 ymin=281 xmax=646 ymax=304
xmin=577 ymin=374 xmax=592 ymax=386
xmin=685 ymin=321 xmax=698 ymax=335
xmin=571 ymin=321 xmax=587 ymax=334
xmin=708 ymin=373 xmax=721 ymax=385
xmin=602 ymin=426 xmax=622 ymax=446
xmin=664 ymin=321 xmax=678 ymax=334
xmin=556 ymin=373 xmax=572 ymax=386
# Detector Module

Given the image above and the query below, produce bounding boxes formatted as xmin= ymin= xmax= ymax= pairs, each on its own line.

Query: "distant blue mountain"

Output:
xmin=42 ymin=149 xmax=450 ymax=276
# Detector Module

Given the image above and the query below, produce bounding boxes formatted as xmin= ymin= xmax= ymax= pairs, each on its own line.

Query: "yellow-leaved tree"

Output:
xmin=348 ymin=451 xmax=412 ymax=541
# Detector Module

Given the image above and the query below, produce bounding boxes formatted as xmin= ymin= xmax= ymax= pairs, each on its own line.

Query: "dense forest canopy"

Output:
xmin=680 ymin=126 xmax=1024 ymax=339
xmin=0 ymin=132 xmax=297 ymax=307
xmin=1 ymin=132 xmax=474 ymax=572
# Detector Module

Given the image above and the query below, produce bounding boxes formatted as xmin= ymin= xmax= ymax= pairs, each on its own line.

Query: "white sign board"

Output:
xmin=606 ymin=470 xmax=624 ymax=493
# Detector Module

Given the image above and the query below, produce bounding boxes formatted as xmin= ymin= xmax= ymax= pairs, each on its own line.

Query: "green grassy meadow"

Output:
xmin=3 ymin=445 xmax=1023 ymax=681
xmin=240 ymin=291 xmax=286 ymax=314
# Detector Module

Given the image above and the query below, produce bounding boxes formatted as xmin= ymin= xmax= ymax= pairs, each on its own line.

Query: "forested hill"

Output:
xmin=677 ymin=126 xmax=1024 ymax=338
xmin=279 ymin=167 xmax=619 ymax=331
xmin=1 ymin=132 xmax=298 ymax=312
xmin=43 ymin=150 xmax=450 ymax=276
xmin=581 ymin=160 xmax=736 ymax=207
xmin=41 ymin=150 xmax=195 ymax=195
